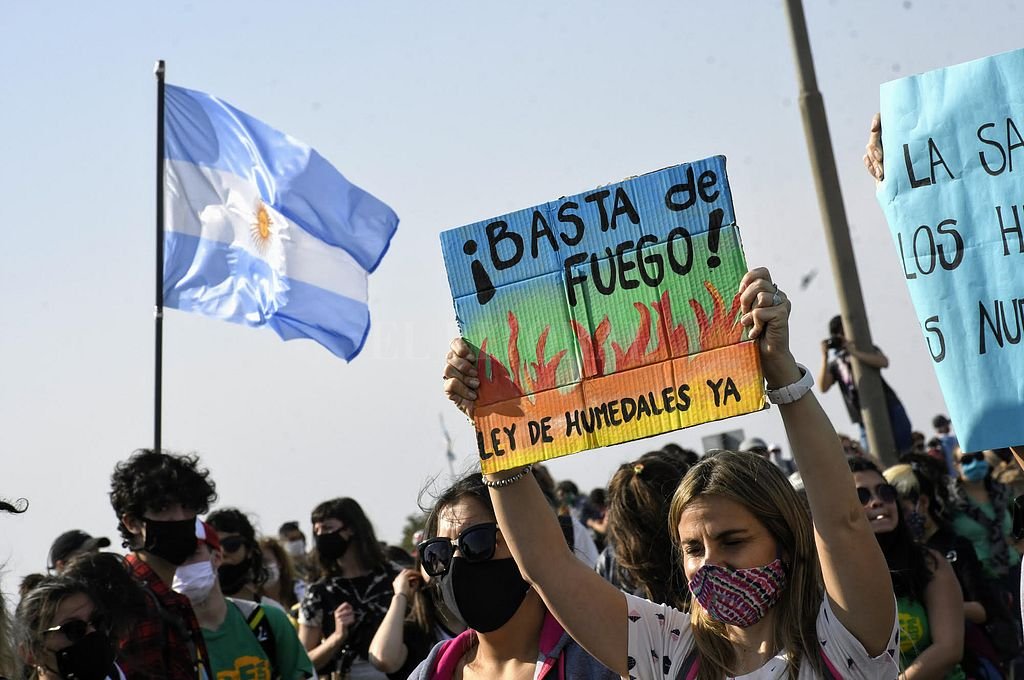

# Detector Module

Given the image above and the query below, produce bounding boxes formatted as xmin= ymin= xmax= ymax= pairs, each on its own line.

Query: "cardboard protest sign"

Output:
xmin=878 ymin=48 xmax=1024 ymax=452
xmin=441 ymin=157 xmax=767 ymax=472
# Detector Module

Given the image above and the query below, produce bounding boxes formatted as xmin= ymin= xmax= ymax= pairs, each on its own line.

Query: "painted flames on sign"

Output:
xmin=475 ymin=281 xmax=744 ymax=405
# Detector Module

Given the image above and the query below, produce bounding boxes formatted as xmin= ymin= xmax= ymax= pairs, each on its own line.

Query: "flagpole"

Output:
xmin=154 ymin=59 xmax=166 ymax=453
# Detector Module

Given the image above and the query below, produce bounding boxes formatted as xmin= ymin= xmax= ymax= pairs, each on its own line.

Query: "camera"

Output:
xmin=825 ymin=336 xmax=844 ymax=350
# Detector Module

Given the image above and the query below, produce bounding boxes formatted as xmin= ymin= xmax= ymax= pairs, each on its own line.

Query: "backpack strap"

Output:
xmin=818 ymin=646 xmax=843 ymax=680
xmin=676 ymin=648 xmax=700 ymax=680
xmin=229 ymin=598 xmax=278 ymax=677
xmin=428 ymin=629 xmax=477 ymax=679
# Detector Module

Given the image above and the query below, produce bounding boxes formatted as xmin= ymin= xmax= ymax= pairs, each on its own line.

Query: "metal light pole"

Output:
xmin=783 ymin=0 xmax=898 ymax=466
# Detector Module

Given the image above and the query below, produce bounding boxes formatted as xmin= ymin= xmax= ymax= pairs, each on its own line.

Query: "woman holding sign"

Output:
xmin=444 ymin=268 xmax=900 ymax=679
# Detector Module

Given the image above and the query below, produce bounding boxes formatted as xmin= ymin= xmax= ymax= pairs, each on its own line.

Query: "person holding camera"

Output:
xmin=819 ymin=314 xmax=913 ymax=455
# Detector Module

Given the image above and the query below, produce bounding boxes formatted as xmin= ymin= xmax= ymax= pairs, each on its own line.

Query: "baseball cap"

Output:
xmin=196 ymin=519 xmax=221 ymax=551
xmin=49 ymin=530 xmax=111 ymax=570
xmin=739 ymin=437 xmax=768 ymax=452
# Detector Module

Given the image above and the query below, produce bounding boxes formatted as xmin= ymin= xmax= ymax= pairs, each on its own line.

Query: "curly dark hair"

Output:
xmin=109 ymin=449 xmax=217 ymax=542
xmin=310 ymin=498 xmax=385 ymax=577
xmin=206 ymin=507 xmax=267 ymax=592
xmin=848 ymin=456 xmax=936 ymax=601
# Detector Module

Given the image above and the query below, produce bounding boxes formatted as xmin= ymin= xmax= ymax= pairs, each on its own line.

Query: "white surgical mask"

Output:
xmin=173 ymin=560 xmax=217 ymax=604
xmin=265 ymin=562 xmax=281 ymax=585
xmin=285 ymin=540 xmax=305 ymax=558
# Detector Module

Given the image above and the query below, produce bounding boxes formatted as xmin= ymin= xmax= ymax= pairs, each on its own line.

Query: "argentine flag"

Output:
xmin=163 ymin=84 xmax=397 ymax=360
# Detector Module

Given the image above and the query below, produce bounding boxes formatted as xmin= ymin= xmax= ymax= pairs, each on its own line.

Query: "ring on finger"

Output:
xmin=772 ymin=292 xmax=782 ymax=306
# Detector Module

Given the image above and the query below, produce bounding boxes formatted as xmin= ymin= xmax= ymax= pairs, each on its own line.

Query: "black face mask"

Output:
xmin=54 ymin=630 xmax=117 ymax=680
xmin=142 ymin=517 xmax=197 ymax=566
xmin=906 ymin=511 xmax=927 ymax=541
xmin=439 ymin=557 xmax=530 ymax=633
xmin=218 ymin=557 xmax=252 ymax=596
xmin=315 ymin=531 xmax=350 ymax=562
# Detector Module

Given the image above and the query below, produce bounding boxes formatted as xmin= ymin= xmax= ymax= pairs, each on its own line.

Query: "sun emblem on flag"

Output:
xmin=250 ymin=200 xmax=275 ymax=254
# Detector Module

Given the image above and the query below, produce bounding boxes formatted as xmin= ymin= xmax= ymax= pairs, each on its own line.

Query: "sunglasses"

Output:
xmin=45 ymin=615 xmax=107 ymax=643
xmin=958 ymin=452 xmax=985 ymax=465
xmin=220 ymin=536 xmax=247 ymax=553
xmin=417 ymin=522 xmax=499 ymax=577
xmin=856 ymin=483 xmax=898 ymax=506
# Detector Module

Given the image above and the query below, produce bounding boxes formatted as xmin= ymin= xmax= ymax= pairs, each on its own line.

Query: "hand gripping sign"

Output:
xmin=878 ymin=48 xmax=1024 ymax=453
xmin=441 ymin=157 xmax=767 ymax=472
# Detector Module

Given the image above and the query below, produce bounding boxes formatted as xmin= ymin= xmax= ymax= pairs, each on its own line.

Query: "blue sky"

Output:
xmin=2 ymin=1 xmax=1020 ymax=584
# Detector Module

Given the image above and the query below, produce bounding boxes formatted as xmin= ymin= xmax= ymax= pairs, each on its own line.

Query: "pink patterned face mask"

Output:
xmin=688 ymin=557 xmax=787 ymax=628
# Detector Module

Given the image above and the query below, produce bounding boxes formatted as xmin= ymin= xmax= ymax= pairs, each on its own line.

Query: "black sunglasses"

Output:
xmin=45 ymin=615 xmax=107 ymax=643
xmin=958 ymin=452 xmax=985 ymax=465
xmin=417 ymin=523 xmax=499 ymax=577
xmin=856 ymin=483 xmax=898 ymax=506
xmin=220 ymin=536 xmax=247 ymax=553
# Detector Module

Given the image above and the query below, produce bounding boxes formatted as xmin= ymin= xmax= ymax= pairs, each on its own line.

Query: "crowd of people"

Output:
xmin=1 ymin=118 xmax=1022 ymax=680
xmin=437 ymin=267 xmax=1024 ymax=680
xmin=0 ymin=271 xmax=1018 ymax=680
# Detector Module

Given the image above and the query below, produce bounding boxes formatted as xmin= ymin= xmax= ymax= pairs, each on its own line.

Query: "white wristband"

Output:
xmin=766 ymin=363 xmax=814 ymax=405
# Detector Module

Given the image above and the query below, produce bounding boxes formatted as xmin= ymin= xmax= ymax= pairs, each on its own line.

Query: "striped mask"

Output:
xmin=688 ymin=557 xmax=787 ymax=628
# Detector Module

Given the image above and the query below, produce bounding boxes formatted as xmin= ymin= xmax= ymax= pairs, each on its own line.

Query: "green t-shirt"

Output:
xmin=897 ymin=596 xmax=966 ymax=680
xmin=202 ymin=599 xmax=314 ymax=680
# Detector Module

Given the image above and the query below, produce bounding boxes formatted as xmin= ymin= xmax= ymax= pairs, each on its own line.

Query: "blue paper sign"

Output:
xmin=878 ymin=48 xmax=1024 ymax=452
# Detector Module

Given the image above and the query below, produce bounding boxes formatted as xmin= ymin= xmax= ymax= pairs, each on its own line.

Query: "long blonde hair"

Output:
xmin=668 ymin=451 xmax=824 ymax=680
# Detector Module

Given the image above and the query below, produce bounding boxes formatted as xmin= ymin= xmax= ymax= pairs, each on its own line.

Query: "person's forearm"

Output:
xmin=850 ymin=348 xmax=888 ymax=369
xmin=778 ymin=387 xmax=863 ymax=533
xmin=901 ymin=645 xmax=962 ymax=680
xmin=818 ymin=357 xmax=833 ymax=392
xmin=368 ymin=595 xmax=409 ymax=673
xmin=488 ymin=471 xmax=629 ymax=675
xmin=774 ymin=370 xmax=895 ymax=655
xmin=489 ymin=472 xmax=575 ymax=588
xmin=307 ymin=635 xmax=343 ymax=670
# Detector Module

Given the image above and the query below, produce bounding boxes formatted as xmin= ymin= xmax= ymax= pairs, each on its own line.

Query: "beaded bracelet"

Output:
xmin=482 ymin=464 xmax=534 ymax=488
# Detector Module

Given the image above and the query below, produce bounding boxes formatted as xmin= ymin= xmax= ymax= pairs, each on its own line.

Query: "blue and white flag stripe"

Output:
xmin=163 ymin=84 xmax=397 ymax=360
xmin=165 ymin=161 xmax=368 ymax=302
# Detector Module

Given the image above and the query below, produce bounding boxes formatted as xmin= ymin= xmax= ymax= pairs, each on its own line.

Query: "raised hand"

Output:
xmin=738 ymin=267 xmax=800 ymax=387
xmin=444 ymin=337 xmax=479 ymax=418
xmin=863 ymin=112 xmax=884 ymax=182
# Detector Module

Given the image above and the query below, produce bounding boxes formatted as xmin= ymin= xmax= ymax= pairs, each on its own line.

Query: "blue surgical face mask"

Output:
xmin=961 ymin=459 xmax=990 ymax=482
